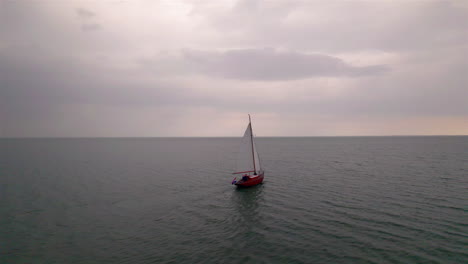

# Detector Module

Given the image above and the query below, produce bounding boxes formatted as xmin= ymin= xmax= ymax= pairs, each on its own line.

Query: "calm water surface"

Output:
xmin=1 ymin=137 xmax=467 ymax=263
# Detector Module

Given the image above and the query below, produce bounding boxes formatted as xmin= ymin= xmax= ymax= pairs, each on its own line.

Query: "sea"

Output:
xmin=1 ymin=137 xmax=467 ymax=264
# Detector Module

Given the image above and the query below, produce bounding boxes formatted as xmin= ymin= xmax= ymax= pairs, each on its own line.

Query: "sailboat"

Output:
xmin=231 ymin=115 xmax=264 ymax=187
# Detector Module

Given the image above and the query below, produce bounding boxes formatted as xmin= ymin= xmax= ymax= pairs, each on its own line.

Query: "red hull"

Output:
xmin=234 ymin=172 xmax=264 ymax=187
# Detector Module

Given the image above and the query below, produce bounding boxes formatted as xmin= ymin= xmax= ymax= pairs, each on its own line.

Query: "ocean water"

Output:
xmin=1 ymin=137 xmax=467 ymax=264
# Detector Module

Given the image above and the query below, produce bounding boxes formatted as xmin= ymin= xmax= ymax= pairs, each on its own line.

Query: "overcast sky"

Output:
xmin=1 ymin=0 xmax=467 ymax=137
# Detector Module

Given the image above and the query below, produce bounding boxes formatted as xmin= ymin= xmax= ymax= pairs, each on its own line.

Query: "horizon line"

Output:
xmin=1 ymin=135 xmax=467 ymax=139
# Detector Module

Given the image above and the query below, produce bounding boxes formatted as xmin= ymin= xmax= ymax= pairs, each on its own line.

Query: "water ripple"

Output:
xmin=1 ymin=137 xmax=467 ymax=263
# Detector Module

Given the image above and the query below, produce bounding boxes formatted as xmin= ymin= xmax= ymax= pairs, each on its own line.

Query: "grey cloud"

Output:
xmin=0 ymin=51 xmax=180 ymax=108
xmin=1 ymin=0 xmax=466 ymax=136
xmin=1 ymin=47 xmax=466 ymax=137
xmin=76 ymin=8 xmax=96 ymax=19
xmin=182 ymin=49 xmax=389 ymax=80
xmin=76 ymin=8 xmax=100 ymax=32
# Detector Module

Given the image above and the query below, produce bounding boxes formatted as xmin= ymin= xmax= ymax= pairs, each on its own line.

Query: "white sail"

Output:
xmin=234 ymin=123 xmax=261 ymax=174
xmin=252 ymin=139 xmax=261 ymax=173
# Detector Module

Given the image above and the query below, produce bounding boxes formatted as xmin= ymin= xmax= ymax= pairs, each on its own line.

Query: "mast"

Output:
xmin=249 ymin=114 xmax=257 ymax=175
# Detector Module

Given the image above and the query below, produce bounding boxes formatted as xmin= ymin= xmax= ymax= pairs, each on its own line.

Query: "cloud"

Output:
xmin=1 ymin=44 xmax=466 ymax=137
xmin=76 ymin=8 xmax=96 ymax=19
xmin=0 ymin=0 xmax=467 ymax=137
xmin=75 ymin=8 xmax=100 ymax=31
xmin=141 ymin=48 xmax=389 ymax=80
xmin=195 ymin=0 xmax=468 ymax=53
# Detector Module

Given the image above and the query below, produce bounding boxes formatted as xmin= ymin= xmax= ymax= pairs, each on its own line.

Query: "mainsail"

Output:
xmin=234 ymin=122 xmax=261 ymax=175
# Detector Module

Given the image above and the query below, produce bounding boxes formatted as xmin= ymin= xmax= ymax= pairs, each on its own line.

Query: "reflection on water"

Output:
xmin=232 ymin=185 xmax=264 ymax=216
xmin=232 ymin=184 xmax=265 ymax=253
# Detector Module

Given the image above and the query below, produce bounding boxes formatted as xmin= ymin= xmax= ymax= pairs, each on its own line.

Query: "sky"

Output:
xmin=1 ymin=0 xmax=467 ymax=137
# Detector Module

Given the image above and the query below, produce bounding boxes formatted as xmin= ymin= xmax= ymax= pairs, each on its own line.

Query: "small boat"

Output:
xmin=231 ymin=115 xmax=264 ymax=187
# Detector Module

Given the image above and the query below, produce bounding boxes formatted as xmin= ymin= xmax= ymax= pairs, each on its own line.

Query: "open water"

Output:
xmin=1 ymin=137 xmax=467 ymax=264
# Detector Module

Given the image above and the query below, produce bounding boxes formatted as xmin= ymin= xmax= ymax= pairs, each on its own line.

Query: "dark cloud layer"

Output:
xmin=182 ymin=49 xmax=389 ymax=80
